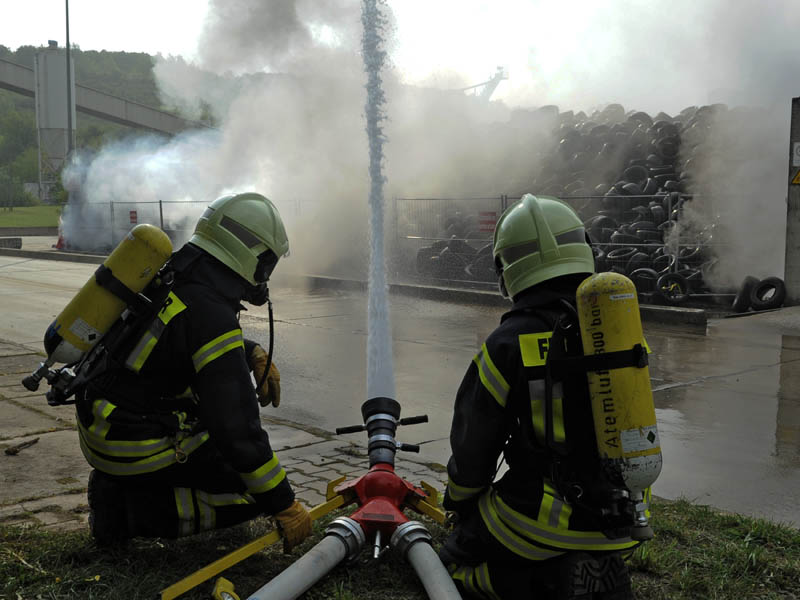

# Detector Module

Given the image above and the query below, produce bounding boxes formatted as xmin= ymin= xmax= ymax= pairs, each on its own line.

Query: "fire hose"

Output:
xmin=163 ymin=397 xmax=461 ymax=600
xmin=246 ymin=397 xmax=461 ymax=600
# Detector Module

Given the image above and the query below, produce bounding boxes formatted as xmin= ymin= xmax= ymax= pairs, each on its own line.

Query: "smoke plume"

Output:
xmin=62 ymin=0 xmax=800 ymax=286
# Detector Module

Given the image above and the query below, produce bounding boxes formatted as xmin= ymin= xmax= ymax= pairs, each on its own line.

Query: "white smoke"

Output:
xmin=61 ymin=0 xmax=800 ymax=285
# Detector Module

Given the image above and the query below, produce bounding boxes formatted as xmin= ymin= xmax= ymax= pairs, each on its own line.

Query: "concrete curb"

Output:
xmin=0 ymin=247 xmax=708 ymax=331
xmin=0 ymin=226 xmax=59 ymax=236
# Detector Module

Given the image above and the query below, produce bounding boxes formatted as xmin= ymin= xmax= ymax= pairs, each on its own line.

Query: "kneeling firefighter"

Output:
xmin=440 ymin=194 xmax=661 ymax=599
xmin=68 ymin=192 xmax=311 ymax=548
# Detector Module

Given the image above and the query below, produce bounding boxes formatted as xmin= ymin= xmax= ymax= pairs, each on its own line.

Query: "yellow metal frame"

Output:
xmin=161 ymin=476 xmax=445 ymax=599
xmin=160 ymin=494 xmax=346 ymax=600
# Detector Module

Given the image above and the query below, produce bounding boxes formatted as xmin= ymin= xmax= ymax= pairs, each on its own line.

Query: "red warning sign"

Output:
xmin=129 ymin=210 xmax=138 ymax=224
xmin=479 ymin=211 xmax=497 ymax=232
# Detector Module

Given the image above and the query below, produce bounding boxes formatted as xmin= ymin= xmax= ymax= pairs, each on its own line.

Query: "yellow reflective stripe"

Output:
xmin=78 ymin=429 xmax=209 ymax=476
xmin=493 ymin=492 xmax=637 ymax=551
xmin=539 ymin=481 xmax=572 ymax=530
xmin=474 ymin=344 xmax=510 ymax=408
xmin=79 ymin=424 xmax=174 ymax=458
xmin=125 ymin=292 xmax=187 ymax=373
xmin=79 ymin=399 xmax=177 ymax=457
xmin=529 ymin=380 xmax=546 ymax=445
xmin=174 ymin=487 xmax=195 ymax=536
xmin=446 ymin=477 xmax=485 ymax=502
xmin=195 ymin=490 xmax=217 ymax=531
xmin=519 ymin=332 xmax=552 ymax=366
xmin=552 ymin=395 xmax=565 ymax=444
xmin=197 ymin=491 xmax=255 ymax=507
xmin=452 ymin=566 xmax=478 ymax=597
xmin=192 ymin=329 xmax=244 ymax=373
xmin=475 ymin=563 xmax=500 ymax=600
xmin=643 ymin=337 xmax=651 ymax=353
xmin=479 ymin=492 xmax=563 ymax=560
xmin=240 ymin=453 xmax=286 ymax=494
xmin=126 ymin=331 xmax=159 ymax=372
xmin=88 ymin=400 xmax=114 ymax=439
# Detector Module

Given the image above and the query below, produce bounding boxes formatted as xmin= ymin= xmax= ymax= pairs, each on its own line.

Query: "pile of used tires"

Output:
xmin=413 ymin=103 xmax=741 ymax=303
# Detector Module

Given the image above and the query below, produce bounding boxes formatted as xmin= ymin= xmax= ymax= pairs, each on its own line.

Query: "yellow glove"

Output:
xmin=274 ymin=500 xmax=312 ymax=553
xmin=251 ymin=345 xmax=281 ymax=408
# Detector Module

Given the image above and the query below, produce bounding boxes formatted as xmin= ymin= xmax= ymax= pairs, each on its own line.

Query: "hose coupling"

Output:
xmin=389 ymin=521 xmax=432 ymax=559
xmin=325 ymin=517 xmax=366 ymax=561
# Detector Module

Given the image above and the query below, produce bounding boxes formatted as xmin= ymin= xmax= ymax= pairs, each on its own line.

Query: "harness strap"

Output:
xmin=94 ymin=265 xmax=152 ymax=314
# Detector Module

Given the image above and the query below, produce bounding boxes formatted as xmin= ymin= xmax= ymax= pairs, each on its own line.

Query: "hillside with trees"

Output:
xmin=0 ymin=44 xmax=181 ymax=205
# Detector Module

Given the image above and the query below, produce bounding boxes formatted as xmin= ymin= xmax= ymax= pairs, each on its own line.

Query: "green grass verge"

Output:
xmin=1 ymin=499 xmax=799 ymax=599
xmin=0 ymin=205 xmax=61 ymax=228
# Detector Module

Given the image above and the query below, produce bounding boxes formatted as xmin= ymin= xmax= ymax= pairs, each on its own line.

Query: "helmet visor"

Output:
xmin=254 ymin=249 xmax=279 ymax=283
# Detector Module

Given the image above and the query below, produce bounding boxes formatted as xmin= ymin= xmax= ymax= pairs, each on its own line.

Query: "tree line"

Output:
xmin=0 ymin=44 xmax=177 ymax=205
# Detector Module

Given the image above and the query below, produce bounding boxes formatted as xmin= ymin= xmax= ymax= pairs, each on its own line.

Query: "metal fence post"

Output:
xmin=159 ymin=199 xmax=164 ymax=230
xmin=110 ymin=201 xmax=115 ymax=248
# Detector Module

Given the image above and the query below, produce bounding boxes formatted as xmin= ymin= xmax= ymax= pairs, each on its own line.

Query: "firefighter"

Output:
xmin=79 ymin=192 xmax=312 ymax=551
xmin=439 ymin=194 xmax=640 ymax=599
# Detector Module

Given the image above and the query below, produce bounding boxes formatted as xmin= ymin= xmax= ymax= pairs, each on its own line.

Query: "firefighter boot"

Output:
xmin=556 ymin=552 xmax=634 ymax=600
xmin=87 ymin=470 xmax=130 ymax=547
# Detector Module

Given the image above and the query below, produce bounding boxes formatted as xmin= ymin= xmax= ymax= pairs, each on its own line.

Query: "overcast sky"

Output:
xmin=3 ymin=1 xmax=800 ymax=114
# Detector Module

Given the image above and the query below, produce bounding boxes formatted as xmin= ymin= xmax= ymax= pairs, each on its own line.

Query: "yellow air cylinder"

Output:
xmin=43 ymin=224 xmax=173 ymax=365
xmin=576 ymin=271 xmax=662 ymax=537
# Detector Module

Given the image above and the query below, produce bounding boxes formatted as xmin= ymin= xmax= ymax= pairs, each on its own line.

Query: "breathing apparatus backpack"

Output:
xmin=22 ymin=224 xmax=176 ymax=406
xmin=513 ymin=272 xmax=662 ymax=541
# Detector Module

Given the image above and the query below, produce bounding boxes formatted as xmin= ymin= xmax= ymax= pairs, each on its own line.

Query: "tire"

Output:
xmin=732 ymin=275 xmax=759 ymax=313
xmin=607 ymin=247 xmax=638 ymax=270
xmin=610 ymin=232 xmax=642 ymax=246
xmin=626 ymin=251 xmax=651 ymax=274
xmin=656 ymin=273 xmax=690 ymax=305
xmin=630 ymin=268 xmax=659 ymax=293
xmin=749 ymin=277 xmax=786 ymax=311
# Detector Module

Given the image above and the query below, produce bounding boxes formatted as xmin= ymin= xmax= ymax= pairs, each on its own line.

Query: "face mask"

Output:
xmin=244 ymin=283 xmax=270 ymax=306
xmin=254 ymin=250 xmax=279 ymax=284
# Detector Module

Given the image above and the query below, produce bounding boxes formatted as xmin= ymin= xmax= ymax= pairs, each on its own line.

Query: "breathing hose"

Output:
xmin=256 ymin=294 xmax=274 ymax=393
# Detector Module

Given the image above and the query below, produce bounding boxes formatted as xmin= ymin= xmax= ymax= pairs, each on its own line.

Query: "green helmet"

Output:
xmin=190 ymin=192 xmax=289 ymax=286
xmin=493 ymin=194 xmax=594 ymax=298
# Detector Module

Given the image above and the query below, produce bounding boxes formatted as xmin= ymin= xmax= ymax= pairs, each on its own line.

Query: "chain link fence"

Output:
xmin=394 ymin=192 xmax=722 ymax=303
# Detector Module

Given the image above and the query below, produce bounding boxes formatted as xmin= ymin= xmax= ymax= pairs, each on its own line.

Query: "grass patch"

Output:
xmin=2 ymin=498 xmax=799 ymax=599
xmin=0 ymin=205 xmax=61 ymax=228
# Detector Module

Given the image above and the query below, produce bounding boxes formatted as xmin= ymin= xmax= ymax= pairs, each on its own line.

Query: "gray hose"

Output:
xmin=391 ymin=521 xmax=462 ymax=600
xmin=246 ymin=517 xmax=364 ymax=600
xmin=407 ymin=541 xmax=463 ymax=600
xmin=245 ymin=535 xmax=347 ymax=600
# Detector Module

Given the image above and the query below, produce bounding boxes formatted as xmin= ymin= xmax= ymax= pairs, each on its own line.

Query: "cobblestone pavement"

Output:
xmin=0 ymin=340 xmax=448 ymax=534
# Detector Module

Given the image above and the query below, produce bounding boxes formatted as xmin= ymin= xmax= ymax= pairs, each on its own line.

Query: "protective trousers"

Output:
xmin=108 ymin=442 xmax=265 ymax=539
xmin=439 ymin=510 xmax=634 ymax=600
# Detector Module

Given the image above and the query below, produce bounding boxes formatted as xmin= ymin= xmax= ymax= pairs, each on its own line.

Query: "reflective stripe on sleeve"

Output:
xmin=473 ymin=343 xmax=510 ymax=408
xmin=240 ymin=453 xmax=286 ymax=494
xmin=192 ymin=329 xmax=245 ymax=373
xmin=446 ymin=477 xmax=485 ymax=502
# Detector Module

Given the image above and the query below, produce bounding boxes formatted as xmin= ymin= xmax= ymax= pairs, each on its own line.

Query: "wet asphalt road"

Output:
xmin=1 ymin=255 xmax=798 ymax=527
